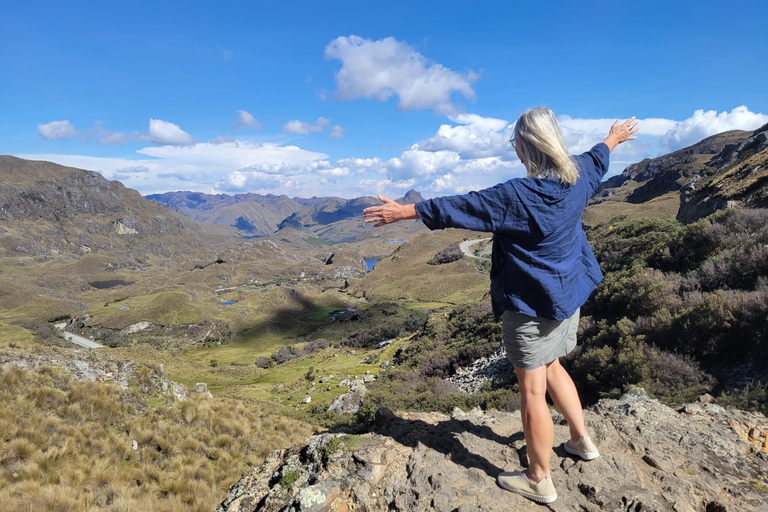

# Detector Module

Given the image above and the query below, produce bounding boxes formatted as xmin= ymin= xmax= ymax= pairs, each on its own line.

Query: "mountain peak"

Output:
xmin=399 ymin=189 xmax=424 ymax=204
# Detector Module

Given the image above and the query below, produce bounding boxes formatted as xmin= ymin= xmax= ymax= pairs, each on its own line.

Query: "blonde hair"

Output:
xmin=513 ymin=107 xmax=579 ymax=186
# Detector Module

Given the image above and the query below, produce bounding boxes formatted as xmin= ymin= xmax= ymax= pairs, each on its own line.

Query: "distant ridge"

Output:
xmin=148 ymin=188 xmax=426 ymax=242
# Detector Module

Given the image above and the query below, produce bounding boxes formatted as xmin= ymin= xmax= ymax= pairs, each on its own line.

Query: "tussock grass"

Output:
xmin=0 ymin=365 xmax=314 ymax=511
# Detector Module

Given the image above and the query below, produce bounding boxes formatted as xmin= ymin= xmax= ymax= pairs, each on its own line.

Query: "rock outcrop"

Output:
xmin=678 ymin=123 xmax=768 ymax=223
xmin=217 ymin=389 xmax=768 ymax=511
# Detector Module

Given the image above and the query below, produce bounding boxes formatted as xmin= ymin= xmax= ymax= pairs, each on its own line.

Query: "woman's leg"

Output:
xmin=545 ymin=358 xmax=588 ymax=442
xmin=514 ymin=364 xmax=553 ymax=483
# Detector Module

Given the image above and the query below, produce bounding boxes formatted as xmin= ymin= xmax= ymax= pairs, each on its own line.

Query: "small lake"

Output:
xmin=221 ymin=301 xmax=235 ymax=306
xmin=364 ymin=259 xmax=378 ymax=271
xmin=89 ymin=280 xmax=135 ymax=289
xmin=328 ymin=307 xmax=357 ymax=321
xmin=388 ymin=239 xmax=409 ymax=243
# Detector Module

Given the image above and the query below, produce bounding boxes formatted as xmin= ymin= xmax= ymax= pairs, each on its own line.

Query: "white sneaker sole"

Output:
xmin=563 ymin=441 xmax=600 ymax=460
xmin=497 ymin=474 xmax=558 ymax=504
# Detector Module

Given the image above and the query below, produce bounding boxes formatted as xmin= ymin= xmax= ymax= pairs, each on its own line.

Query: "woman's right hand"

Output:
xmin=603 ymin=116 xmax=639 ymax=152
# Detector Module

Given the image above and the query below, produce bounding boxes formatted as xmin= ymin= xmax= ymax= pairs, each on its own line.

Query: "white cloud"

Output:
xmin=420 ymin=113 xmax=514 ymax=159
xmin=148 ymin=119 xmax=193 ymax=145
xmin=89 ymin=121 xmax=128 ymax=145
xmin=325 ymin=35 xmax=478 ymax=114
xmin=282 ymin=117 xmax=331 ymax=135
xmin=21 ymin=106 xmax=767 ymax=199
xmin=329 ymin=125 xmax=346 ymax=140
xmin=235 ymin=110 xmax=262 ymax=129
xmin=38 ymin=120 xmax=77 ymax=140
xmin=18 ymin=140 xmax=329 ymax=195
xmin=659 ymin=106 xmax=768 ymax=151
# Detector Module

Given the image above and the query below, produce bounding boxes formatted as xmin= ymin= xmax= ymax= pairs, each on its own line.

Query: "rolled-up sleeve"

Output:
xmin=414 ymin=181 xmax=516 ymax=233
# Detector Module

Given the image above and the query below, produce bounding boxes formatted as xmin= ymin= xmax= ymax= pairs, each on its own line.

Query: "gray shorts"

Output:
xmin=502 ymin=308 xmax=580 ymax=370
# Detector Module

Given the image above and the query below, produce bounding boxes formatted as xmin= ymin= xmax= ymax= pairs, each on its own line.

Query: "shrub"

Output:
xmin=717 ymin=382 xmax=768 ymax=415
xmin=254 ymin=357 xmax=274 ymax=369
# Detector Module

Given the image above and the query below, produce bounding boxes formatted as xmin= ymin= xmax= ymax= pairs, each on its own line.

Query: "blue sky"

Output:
xmin=2 ymin=0 xmax=767 ymax=198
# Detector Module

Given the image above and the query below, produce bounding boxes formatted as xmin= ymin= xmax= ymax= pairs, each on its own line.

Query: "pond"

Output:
xmin=328 ymin=307 xmax=357 ymax=322
xmin=89 ymin=280 xmax=135 ymax=289
xmin=388 ymin=239 xmax=409 ymax=243
xmin=221 ymin=301 xmax=235 ymax=306
xmin=364 ymin=259 xmax=378 ymax=271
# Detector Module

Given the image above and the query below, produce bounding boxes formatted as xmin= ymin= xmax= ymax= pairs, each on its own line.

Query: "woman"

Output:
xmin=362 ymin=107 xmax=638 ymax=504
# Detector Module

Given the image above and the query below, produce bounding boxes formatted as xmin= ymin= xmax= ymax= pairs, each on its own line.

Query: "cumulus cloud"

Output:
xmin=659 ymin=106 xmax=768 ymax=151
xmin=420 ymin=113 xmax=514 ymax=159
xmin=337 ymin=113 xmax=524 ymax=194
xmin=556 ymin=106 xmax=768 ymax=174
xmin=22 ymin=106 xmax=767 ymax=198
xmin=234 ymin=110 xmax=262 ymax=129
xmin=325 ymin=35 xmax=478 ymax=114
xmin=282 ymin=117 xmax=331 ymax=134
xmin=148 ymin=119 xmax=193 ymax=145
xmin=329 ymin=125 xmax=346 ymax=140
xmin=38 ymin=120 xmax=77 ymax=140
xmin=89 ymin=121 xmax=128 ymax=145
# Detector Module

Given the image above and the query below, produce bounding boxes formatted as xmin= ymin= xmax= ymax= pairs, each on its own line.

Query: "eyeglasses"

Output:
xmin=510 ymin=138 xmax=518 ymax=149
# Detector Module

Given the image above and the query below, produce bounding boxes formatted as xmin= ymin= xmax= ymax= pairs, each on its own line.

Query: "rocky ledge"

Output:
xmin=217 ymin=389 xmax=768 ymax=512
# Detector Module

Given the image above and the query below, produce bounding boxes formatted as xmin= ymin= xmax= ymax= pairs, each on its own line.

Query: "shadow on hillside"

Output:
xmin=237 ymin=289 xmax=331 ymax=341
xmin=369 ymin=409 xmax=525 ymax=478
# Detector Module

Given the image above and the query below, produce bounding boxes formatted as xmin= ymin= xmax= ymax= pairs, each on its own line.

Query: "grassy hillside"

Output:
xmin=0 ymin=347 xmax=314 ymax=512
xmin=350 ymin=228 xmax=490 ymax=304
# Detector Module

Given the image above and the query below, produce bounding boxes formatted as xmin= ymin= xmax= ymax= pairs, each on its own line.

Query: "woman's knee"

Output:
xmin=515 ymin=365 xmax=548 ymax=398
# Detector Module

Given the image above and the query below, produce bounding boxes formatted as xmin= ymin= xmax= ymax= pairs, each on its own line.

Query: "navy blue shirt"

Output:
xmin=414 ymin=143 xmax=610 ymax=321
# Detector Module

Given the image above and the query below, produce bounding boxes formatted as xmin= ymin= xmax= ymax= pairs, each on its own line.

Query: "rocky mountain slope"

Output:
xmin=678 ymin=123 xmax=768 ymax=222
xmin=596 ymin=130 xmax=749 ymax=203
xmin=0 ymin=155 xmax=234 ymax=261
xmin=218 ymin=389 xmax=768 ymax=511
xmin=590 ymin=124 xmax=768 ymax=225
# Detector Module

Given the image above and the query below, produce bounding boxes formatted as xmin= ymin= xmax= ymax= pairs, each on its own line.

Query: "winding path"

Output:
xmin=459 ymin=238 xmax=492 ymax=262
xmin=54 ymin=323 xmax=104 ymax=349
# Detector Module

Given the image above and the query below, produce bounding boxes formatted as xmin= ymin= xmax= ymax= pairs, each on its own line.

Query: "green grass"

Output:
xmin=280 ymin=470 xmax=301 ymax=488
xmin=303 ymin=236 xmax=331 ymax=247
xmin=0 ymin=322 xmax=36 ymax=348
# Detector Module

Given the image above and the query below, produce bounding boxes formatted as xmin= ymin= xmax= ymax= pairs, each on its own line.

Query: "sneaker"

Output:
xmin=497 ymin=470 xmax=557 ymax=504
xmin=563 ymin=435 xmax=600 ymax=460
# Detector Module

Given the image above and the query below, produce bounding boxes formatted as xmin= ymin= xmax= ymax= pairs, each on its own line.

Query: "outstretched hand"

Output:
xmin=362 ymin=194 xmax=418 ymax=227
xmin=603 ymin=116 xmax=639 ymax=152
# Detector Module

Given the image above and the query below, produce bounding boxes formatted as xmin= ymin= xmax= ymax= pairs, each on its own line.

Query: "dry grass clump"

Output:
xmin=0 ymin=365 xmax=314 ymax=511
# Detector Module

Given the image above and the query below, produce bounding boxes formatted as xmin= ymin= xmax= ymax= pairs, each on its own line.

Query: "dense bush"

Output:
xmin=358 ymin=370 xmax=518 ymax=421
xmin=360 ymin=302 xmax=510 ymax=416
xmin=575 ymin=209 xmax=768 ymax=411
xmin=336 ymin=303 xmax=427 ymax=348
xmin=270 ymin=338 xmax=328 ymax=364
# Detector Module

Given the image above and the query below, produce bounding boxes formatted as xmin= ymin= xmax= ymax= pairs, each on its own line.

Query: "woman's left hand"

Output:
xmin=362 ymin=195 xmax=417 ymax=227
